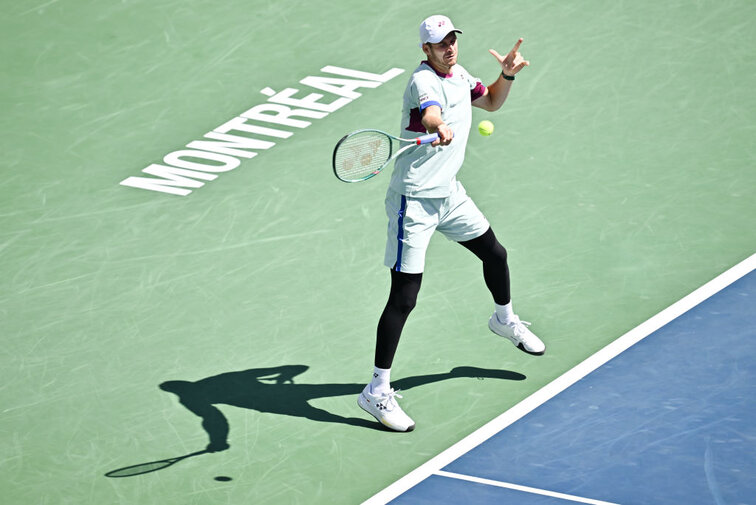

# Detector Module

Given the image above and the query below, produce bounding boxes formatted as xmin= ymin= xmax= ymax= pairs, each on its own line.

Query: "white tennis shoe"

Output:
xmin=358 ymin=385 xmax=415 ymax=432
xmin=488 ymin=313 xmax=546 ymax=355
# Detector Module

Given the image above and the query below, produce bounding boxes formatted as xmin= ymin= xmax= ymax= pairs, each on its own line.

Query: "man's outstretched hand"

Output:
xmin=489 ymin=38 xmax=530 ymax=77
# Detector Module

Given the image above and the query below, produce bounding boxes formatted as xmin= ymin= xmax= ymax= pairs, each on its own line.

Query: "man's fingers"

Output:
xmin=438 ymin=127 xmax=454 ymax=145
xmin=509 ymin=37 xmax=523 ymax=56
xmin=492 ymin=40 xmax=528 ymax=74
xmin=513 ymin=60 xmax=529 ymax=72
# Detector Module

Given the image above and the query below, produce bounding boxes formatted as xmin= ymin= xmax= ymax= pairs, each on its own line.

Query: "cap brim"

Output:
xmin=422 ymin=28 xmax=463 ymax=45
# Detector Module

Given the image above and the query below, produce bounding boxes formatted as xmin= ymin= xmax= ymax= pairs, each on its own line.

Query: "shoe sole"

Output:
xmin=358 ymin=394 xmax=415 ymax=432
xmin=515 ymin=342 xmax=545 ymax=356
xmin=489 ymin=320 xmax=546 ymax=356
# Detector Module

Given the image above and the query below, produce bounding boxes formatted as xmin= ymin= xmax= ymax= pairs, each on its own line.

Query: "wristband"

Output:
xmin=501 ymin=71 xmax=515 ymax=81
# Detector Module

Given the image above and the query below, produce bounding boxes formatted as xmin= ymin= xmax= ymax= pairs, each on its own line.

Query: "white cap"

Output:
xmin=419 ymin=15 xmax=462 ymax=46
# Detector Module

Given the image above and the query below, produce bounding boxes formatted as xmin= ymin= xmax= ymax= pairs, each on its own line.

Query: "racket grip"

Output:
xmin=415 ymin=133 xmax=439 ymax=145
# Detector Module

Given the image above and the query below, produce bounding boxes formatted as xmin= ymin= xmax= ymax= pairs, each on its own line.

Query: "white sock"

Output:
xmin=370 ymin=367 xmax=391 ymax=396
xmin=495 ymin=302 xmax=515 ymax=324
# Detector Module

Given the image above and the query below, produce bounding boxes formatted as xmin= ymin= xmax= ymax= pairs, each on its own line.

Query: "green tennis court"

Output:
xmin=1 ymin=1 xmax=753 ymax=503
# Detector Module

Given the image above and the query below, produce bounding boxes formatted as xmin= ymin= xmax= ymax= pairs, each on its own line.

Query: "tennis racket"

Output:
xmin=332 ymin=129 xmax=438 ymax=183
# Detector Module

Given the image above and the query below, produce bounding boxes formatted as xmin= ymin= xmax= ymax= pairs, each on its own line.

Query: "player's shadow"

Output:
xmin=159 ymin=365 xmax=526 ymax=452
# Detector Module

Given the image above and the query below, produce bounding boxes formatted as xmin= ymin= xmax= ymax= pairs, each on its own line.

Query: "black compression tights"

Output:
xmin=374 ymin=227 xmax=510 ymax=369
xmin=374 ymin=269 xmax=422 ymax=369
xmin=458 ymin=227 xmax=511 ymax=306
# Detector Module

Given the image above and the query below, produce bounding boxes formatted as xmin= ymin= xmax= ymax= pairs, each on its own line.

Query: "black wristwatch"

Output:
xmin=501 ymin=71 xmax=515 ymax=81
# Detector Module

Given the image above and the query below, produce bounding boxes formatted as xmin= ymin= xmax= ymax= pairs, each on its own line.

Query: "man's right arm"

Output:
xmin=421 ymin=105 xmax=453 ymax=146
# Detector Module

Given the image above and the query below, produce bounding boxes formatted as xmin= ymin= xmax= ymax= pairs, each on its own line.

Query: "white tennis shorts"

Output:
xmin=384 ymin=181 xmax=490 ymax=273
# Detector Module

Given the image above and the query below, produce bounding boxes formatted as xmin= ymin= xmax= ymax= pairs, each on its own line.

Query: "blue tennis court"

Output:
xmin=368 ymin=256 xmax=755 ymax=504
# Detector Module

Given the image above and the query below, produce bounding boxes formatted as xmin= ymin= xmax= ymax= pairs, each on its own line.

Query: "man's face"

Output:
xmin=423 ymin=32 xmax=458 ymax=70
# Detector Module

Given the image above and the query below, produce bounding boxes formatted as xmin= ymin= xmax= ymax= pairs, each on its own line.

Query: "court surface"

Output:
xmin=1 ymin=1 xmax=754 ymax=504
xmin=373 ymin=256 xmax=755 ymax=504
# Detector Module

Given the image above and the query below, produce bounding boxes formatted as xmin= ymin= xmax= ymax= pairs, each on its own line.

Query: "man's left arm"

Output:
xmin=472 ymin=38 xmax=529 ymax=112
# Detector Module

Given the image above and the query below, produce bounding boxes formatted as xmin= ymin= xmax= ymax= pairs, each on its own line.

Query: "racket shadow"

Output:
xmin=105 ymin=449 xmax=208 ymax=478
xmin=105 ymin=365 xmax=525 ymax=477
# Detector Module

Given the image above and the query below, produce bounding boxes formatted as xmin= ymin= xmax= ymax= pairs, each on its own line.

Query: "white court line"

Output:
xmin=362 ymin=253 xmax=756 ymax=505
xmin=435 ymin=470 xmax=621 ymax=505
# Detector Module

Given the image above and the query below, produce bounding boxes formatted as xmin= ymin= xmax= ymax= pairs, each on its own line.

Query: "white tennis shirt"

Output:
xmin=388 ymin=61 xmax=485 ymax=198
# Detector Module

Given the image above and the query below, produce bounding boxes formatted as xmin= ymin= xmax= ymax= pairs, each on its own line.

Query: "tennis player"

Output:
xmin=358 ymin=15 xmax=545 ymax=432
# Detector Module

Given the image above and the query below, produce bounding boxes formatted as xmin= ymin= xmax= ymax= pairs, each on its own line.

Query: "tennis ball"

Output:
xmin=478 ymin=120 xmax=494 ymax=136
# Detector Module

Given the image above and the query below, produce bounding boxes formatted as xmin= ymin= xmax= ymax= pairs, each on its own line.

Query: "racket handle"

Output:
xmin=415 ymin=133 xmax=439 ymax=145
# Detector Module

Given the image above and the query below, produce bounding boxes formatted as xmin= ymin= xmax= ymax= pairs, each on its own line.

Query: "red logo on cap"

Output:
xmin=438 ymin=21 xmax=445 ymax=27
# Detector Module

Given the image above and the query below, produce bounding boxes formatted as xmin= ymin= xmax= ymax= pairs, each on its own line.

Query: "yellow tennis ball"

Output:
xmin=478 ymin=120 xmax=494 ymax=136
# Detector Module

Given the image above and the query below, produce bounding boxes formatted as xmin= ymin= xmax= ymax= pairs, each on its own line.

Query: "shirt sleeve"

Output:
xmin=471 ymin=81 xmax=486 ymax=101
xmin=462 ymin=67 xmax=486 ymax=101
xmin=412 ymin=71 xmax=443 ymax=111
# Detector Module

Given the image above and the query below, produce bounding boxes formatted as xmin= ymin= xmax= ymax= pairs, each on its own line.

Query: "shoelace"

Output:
xmin=506 ymin=315 xmax=532 ymax=338
xmin=381 ymin=389 xmax=403 ymax=410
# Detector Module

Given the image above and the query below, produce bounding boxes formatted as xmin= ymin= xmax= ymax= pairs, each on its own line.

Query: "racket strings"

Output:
xmin=334 ymin=132 xmax=392 ymax=181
